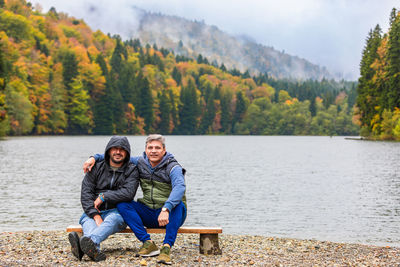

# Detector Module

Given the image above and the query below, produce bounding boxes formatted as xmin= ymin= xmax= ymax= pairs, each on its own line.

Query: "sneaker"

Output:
xmin=157 ymin=245 xmax=172 ymax=265
xmin=68 ymin=232 xmax=84 ymax=261
xmin=136 ymin=240 xmax=160 ymax=257
xmin=79 ymin=236 xmax=106 ymax=262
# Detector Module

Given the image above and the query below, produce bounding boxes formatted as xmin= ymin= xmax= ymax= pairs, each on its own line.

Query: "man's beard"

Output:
xmin=111 ymin=154 xmax=124 ymax=164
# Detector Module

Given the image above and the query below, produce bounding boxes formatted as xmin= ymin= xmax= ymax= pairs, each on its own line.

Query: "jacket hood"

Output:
xmin=105 ymin=136 xmax=131 ymax=165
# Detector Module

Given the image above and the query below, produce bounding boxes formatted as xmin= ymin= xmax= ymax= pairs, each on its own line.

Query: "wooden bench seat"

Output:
xmin=67 ymin=225 xmax=222 ymax=255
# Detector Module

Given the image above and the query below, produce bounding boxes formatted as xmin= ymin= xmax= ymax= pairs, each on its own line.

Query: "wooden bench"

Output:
xmin=67 ymin=225 xmax=222 ymax=255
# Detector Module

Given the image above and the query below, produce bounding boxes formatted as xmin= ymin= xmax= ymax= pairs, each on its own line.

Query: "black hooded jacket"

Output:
xmin=81 ymin=136 xmax=139 ymax=218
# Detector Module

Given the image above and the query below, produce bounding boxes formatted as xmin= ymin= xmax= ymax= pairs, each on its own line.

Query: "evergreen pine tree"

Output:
xmin=220 ymin=63 xmax=227 ymax=72
xmin=0 ymin=40 xmax=10 ymax=136
xmin=112 ymin=88 xmax=125 ymax=133
xmin=109 ymin=39 xmax=130 ymax=133
xmin=92 ymin=54 xmax=113 ymax=134
xmin=309 ymin=97 xmax=317 ymax=117
xmin=110 ymin=38 xmax=125 ymax=76
xmin=96 ymin=54 xmax=108 ymax=77
xmin=232 ymin=91 xmax=247 ymax=133
xmin=323 ymin=91 xmax=334 ymax=109
xmin=220 ymin=92 xmax=232 ymax=133
xmin=172 ymin=66 xmax=182 ymax=85
xmin=93 ymin=80 xmax=114 ymax=134
xmin=347 ymin=83 xmax=357 ymax=108
xmin=356 ymin=25 xmax=382 ymax=131
xmin=138 ymin=48 xmax=145 ymax=68
xmin=386 ymin=11 xmax=400 ymax=109
xmin=158 ymin=90 xmax=171 ymax=134
xmin=160 ymin=48 xmax=170 ymax=57
xmin=119 ymin=63 xmax=136 ymax=102
xmin=389 ymin=8 xmax=397 ymax=27
xmin=137 ymin=73 xmax=154 ymax=133
xmin=60 ymin=50 xmax=78 ymax=90
xmin=242 ymin=70 xmax=251 ymax=79
xmin=197 ymin=54 xmax=204 ymax=64
xmin=60 ymin=50 xmax=79 ymax=133
xmin=178 ymin=79 xmax=199 ymax=134
xmin=199 ymin=86 xmax=216 ymax=134
xmin=152 ymin=53 xmax=164 ymax=71
xmin=169 ymin=90 xmax=179 ymax=133
xmin=132 ymin=39 xmax=141 ymax=51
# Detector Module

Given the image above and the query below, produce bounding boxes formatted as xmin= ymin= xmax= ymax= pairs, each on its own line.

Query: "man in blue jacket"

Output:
xmin=70 ymin=136 xmax=139 ymax=262
xmin=83 ymin=134 xmax=186 ymax=265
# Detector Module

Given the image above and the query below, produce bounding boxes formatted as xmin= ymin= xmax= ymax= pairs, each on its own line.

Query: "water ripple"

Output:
xmin=0 ymin=136 xmax=399 ymax=247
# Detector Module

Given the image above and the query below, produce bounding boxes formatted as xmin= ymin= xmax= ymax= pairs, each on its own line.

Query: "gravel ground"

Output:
xmin=0 ymin=231 xmax=399 ymax=266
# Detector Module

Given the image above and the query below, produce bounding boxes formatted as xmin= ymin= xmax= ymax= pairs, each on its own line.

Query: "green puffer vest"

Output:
xmin=137 ymin=156 xmax=187 ymax=210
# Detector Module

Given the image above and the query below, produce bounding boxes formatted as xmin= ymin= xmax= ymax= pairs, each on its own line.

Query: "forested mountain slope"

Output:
xmin=0 ymin=0 xmax=358 ymax=137
xmin=356 ymin=8 xmax=400 ymax=140
xmin=128 ymin=9 xmax=332 ymax=80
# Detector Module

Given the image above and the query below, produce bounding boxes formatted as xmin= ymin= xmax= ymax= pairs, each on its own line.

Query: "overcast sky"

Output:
xmin=33 ymin=0 xmax=399 ymax=80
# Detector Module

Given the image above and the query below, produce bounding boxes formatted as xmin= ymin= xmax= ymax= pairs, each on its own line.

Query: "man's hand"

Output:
xmin=158 ymin=210 xmax=169 ymax=226
xmin=93 ymin=214 xmax=103 ymax=226
xmin=83 ymin=157 xmax=95 ymax=173
xmin=94 ymin=197 xmax=103 ymax=213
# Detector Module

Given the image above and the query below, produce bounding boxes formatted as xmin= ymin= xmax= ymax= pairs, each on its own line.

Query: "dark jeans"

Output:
xmin=117 ymin=201 xmax=186 ymax=247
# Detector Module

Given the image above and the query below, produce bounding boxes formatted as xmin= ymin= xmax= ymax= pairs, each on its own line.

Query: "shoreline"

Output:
xmin=0 ymin=231 xmax=399 ymax=266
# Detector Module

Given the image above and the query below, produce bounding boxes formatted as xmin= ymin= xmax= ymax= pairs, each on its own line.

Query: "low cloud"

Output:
xmin=34 ymin=0 xmax=399 ymax=80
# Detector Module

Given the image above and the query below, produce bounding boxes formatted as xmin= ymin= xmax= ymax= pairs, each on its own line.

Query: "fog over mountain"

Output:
xmin=136 ymin=11 xmax=332 ymax=80
xmin=33 ymin=3 xmax=330 ymax=80
xmin=33 ymin=0 xmax=399 ymax=81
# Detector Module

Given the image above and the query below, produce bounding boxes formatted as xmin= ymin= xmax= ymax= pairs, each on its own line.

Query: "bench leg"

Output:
xmin=199 ymin=233 xmax=222 ymax=255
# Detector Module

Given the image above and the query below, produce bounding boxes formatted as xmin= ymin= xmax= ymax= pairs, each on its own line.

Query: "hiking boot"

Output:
xmin=157 ymin=245 xmax=172 ymax=265
xmin=136 ymin=240 xmax=160 ymax=257
xmin=79 ymin=236 xmax=106 ymax=262
xmin=68 ymin=232 xmax=84 ymax=261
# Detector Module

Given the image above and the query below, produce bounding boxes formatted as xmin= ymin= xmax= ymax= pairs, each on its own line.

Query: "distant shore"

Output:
xmin=0 ymin=231 xmax=399 ymax=266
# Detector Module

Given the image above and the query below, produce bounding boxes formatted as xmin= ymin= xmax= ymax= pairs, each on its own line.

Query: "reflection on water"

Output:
xmin=0 ymin=136 xmax=399 ymax=247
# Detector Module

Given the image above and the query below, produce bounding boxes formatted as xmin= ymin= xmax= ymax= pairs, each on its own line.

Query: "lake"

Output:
xmin=0 ymin=136 xmax=399 ymax=247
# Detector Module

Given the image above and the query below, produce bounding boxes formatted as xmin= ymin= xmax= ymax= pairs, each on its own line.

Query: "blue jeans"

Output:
xmin=117 ymin=201 xmax=187 ymax=247
xmin=79 ymin=209 xmax=126 ymax=249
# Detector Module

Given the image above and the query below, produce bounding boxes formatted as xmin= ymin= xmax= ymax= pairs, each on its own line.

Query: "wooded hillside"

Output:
xmin=0 ymin=0 xmax=358 ymax=137
xmin=356 ymin=8 xmax=400 ymax=140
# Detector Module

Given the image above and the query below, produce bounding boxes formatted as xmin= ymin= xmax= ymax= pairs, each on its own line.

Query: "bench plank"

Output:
xmin=66 ymin=224 xmax=223 ymax=255
xmin=66 ymin=225 xmax=222 ymax=234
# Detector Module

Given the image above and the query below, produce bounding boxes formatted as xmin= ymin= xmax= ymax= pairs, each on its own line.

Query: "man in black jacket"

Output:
xmin=68 ymin=136 xmax=139 ymax=262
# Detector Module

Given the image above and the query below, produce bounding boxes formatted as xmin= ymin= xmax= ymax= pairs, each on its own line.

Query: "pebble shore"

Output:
xmin=0 ymin=231 xmax=399 ymax=266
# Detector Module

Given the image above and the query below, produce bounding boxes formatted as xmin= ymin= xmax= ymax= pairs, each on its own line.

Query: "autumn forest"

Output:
xmin=1 ymin=1 xmax=398 ymax=139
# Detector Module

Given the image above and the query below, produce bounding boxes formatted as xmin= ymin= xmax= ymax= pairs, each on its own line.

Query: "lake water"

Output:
xmin=0 ymin=136 xmax=399 ymax=247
